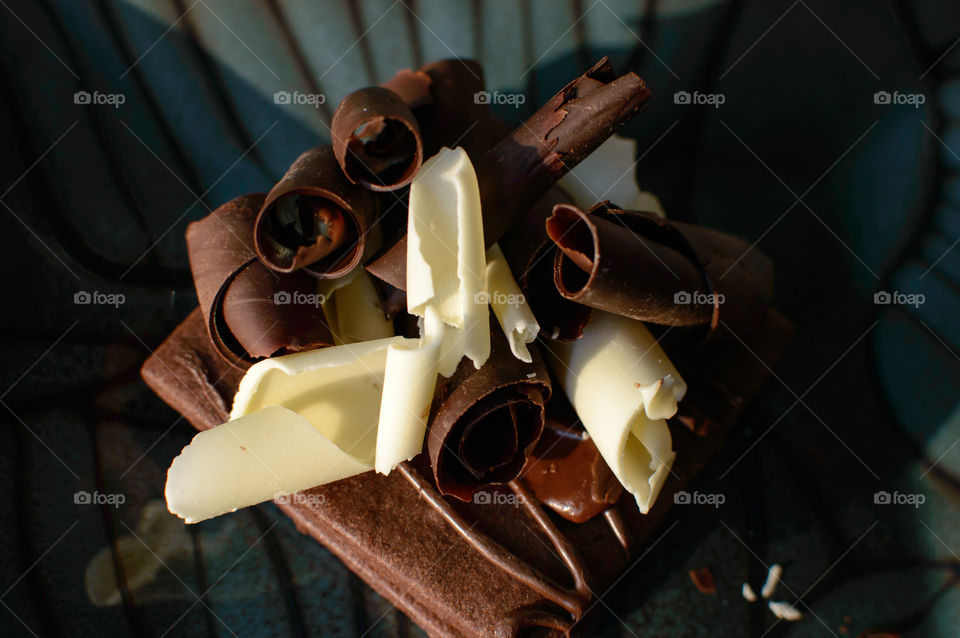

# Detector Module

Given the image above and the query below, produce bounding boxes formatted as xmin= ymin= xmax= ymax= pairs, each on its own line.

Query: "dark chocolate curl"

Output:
xmin=332 ymin=87 xmax=423 ymax=191
xmin=499 ymin=188 xmax=592 ymax=342
xmin=428 ymin=319 xmax=551 ymax=502
xmin=383 ymin=59 xmax=508 ymax=162
xmin=548 ymin=202 xmax=774 ymax=334
xmin=521 ymin=394 xmax=622 ymax=524
xmin=186 ymin=194 xmax=334 ymax=368
xmin=255 ymin=146 xmax=379 ymax=278
xmin=365 ymin=57 xmax=650 ymax=290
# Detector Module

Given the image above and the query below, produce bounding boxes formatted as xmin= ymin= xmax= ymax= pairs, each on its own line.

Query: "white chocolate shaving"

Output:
xmin=546 ymin=311 xmax=686 ymax=513
xmin=558 ymin=134 xmax=665 ymax=217
xmin=374 ymin=308 xmax=445 ymax=474
xmin=742 ymin=582 xmax=758 ymax=602
xmin=484 ymin=243 xmax=539 ymax=363
xmin=327 ymin=270 xmax=393 ymax=344
xmin=406 ymin=147 xmax=489 ymax=375
xmin=768 ymin=601 xmax=803 ymax=621
xmin=166 ymin=337 xmax=409 ymax=523
xmin=762 ymin=563 xmax=783 ymax=599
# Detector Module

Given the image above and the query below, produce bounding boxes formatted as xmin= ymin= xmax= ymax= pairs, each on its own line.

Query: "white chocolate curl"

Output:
xmin=485 ymin=243 xmax=539 ymax=363
xmin=547 ymin=311 xmax=686 ymax=513
xmin=374 ymin=147 xmax=492 ymax=475
xmin=558 ymin=134 xmax=665 ymax=217
xmin=406 ymin=147 xmax=490 ymax=376
xmin=166 ymin=337 xmax=410 ymax=523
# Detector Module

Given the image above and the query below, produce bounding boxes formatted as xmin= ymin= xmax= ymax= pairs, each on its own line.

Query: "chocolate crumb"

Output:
xmin=689 ymin=568 xmax=716 ymax=594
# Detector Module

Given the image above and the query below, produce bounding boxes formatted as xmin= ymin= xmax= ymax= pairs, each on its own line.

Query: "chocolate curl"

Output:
xmin=498 ymin=188 xmax=592 ymax=341
xmin=186 ymin=194 xmax=334 ymax=368
xmin=383 ymin=59 xmax=508 ymax=162
xmin=428 ymin=318 xmax=551 ymax=502
xmin=521 ymin=393 xmax=622 ymax=524
xmin=255 ymin=146 xmax=379 ymax=278
xmin=365 ymin=57 xmax=650 ymax=290
xmin=547 ymin=202 xmax=773 ymax=333
xmin=332 ymin=87 xmax=423 ymax=191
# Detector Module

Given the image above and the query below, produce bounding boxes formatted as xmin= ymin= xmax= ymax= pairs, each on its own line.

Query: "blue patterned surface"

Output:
xmin=0 ymin=1 xmax=957 ymax=636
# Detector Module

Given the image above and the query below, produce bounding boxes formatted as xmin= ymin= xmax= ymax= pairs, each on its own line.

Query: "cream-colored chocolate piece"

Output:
xmin=742 ymin=582 xmax=758 ymax=602
xmin=374 ymin=308 xmax=445 ymax=474
xmin=167 ymin=337 xmax=411 ymax=523
xmin=324 ymin=270 xmax=393 ymax=344
xmin=484 ymin=243 xmax=539 ymax=363
xmin=547 ymin=310 xmax=686 ymax=513
xmin=406 ymin=147 xmax=489 ymax=376
xmin=762 ymin=563 xmax=783 ymax=598
xmin=558 ymin=134 xmax=665 ymax=217
xmin=768 ymin=601 xmax=803 ymax=621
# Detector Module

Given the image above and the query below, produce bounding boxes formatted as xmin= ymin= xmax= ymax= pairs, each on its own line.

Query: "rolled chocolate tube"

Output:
xmin=498 ymin=188 xmax=592 ymax=342
xmin=548 ymin=202 xmax=774 ymax=334
xmin=365 ymin=57 xmax=651 ymax=293
xmin=382 ymin=59 xmax=507 ymax=162
xmin=255 ymin=146 xmax=379 ymax=278
xmin=186 ymin=194 xmax=334 ymax=368
xmin=427 ymin=317 xmax=551 ymax=502
xmin=332 ymin=87 xmax=423 ymax=191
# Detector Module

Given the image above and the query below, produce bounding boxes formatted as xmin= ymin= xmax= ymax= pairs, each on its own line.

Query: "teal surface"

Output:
xmin=0 ymin=1 xmax=957 ymax=636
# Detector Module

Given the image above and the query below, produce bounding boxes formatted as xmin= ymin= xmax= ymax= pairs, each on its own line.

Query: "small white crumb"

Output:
xmin=768 ymin=601 xmax=802 ymax=621
xmin=526 ymin=372 xmax=536 ymax=378
xmin=761 ymin=563 xmax=782 ymax=598
xmin=741 ymin=582 xmax=757 ymax=602
xmin=551 ymin=326 xmax=560 ymax=339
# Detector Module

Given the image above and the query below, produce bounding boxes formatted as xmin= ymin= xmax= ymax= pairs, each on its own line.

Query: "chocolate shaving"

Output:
xmin=521 ymin=393 xmax=622 ymax=524
xmin=186 ymin=194 xmax=334 ymax=368
xmin=548 ymin=202 xmax=774 ymax=335
xmin=255 ymin=146 xmax=380 ymax=277
xmin=365 ymin=57 xmax=651 ymax=291
xmin=689 ymin=567 xmax=716 ymax=594
xmin=332 ymin=87 xmax=423 ymax=191
xmin=427 ymin=317 xmax=551 ymax=501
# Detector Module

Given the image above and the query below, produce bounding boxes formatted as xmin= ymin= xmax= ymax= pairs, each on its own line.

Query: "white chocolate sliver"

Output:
xmin=166 ymin=406 xmax=373 ymax=523
xmin=742 ymin=582 xmax=758 ymax=602
xmin=547 ymin=311 xmax=685 ymax=513
xmin=558 ymin=134 xmax=665 ymax=217
xmin=762 ymin=563 xmax=783 ymax=599
xmin=484 ymin=244 xmax=539 ymax=363
xmin=331 ymin=270 xmax=394 ymax=344
xmin=768 ymin=601 xmax=803 ymax=621
xmin=407 ymin=147 xmax=489 ymax=376
xmin=374 ymin=308 xmax=445 ymax=475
